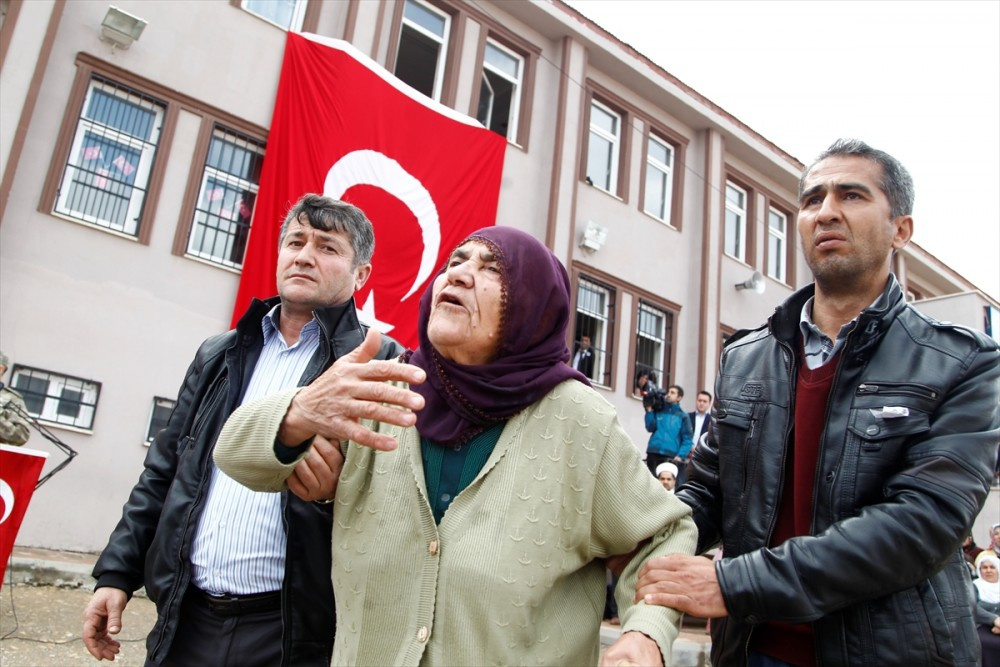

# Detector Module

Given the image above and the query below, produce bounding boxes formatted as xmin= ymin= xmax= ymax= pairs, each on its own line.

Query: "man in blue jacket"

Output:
xmin=644 ymin=384 xmax=693 ymax=483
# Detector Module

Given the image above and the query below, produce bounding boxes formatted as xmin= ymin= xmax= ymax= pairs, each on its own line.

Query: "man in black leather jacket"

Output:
xmin=637 ymin=139 xmax=1000 ymax=666
xmin=82 ymin=195 xmax=413 ymax=666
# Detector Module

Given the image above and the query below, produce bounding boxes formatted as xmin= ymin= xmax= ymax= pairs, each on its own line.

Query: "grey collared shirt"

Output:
xmin=799 ymin=289 xmax=888 ymax=370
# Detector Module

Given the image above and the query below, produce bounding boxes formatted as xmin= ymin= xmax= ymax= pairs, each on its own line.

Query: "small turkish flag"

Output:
xmin=0 ymin=445 xmax=48 ymax=584
xmin=232 ymin=33 xmax=506 ymax=349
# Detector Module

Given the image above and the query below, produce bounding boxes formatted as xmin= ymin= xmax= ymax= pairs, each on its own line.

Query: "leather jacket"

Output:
xmin=678 ymin=277 xmax=1000 ymax=666
xmin=92 ymin=297 xmax=405 ymax=666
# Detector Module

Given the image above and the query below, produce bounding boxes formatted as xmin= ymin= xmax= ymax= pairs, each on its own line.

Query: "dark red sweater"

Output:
xmin=750 ymin=353 xmax=839 ymax=666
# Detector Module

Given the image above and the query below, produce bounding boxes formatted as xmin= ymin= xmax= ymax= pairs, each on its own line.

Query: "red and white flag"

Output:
xmin=0 ymin=445 xmax=48 ymax=583
xmin=232 ymin=33 xmax=507 ymax=349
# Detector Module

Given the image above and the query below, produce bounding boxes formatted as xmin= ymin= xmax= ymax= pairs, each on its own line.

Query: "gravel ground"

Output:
xmin=1 ymin=584 xmax=157 ymax=667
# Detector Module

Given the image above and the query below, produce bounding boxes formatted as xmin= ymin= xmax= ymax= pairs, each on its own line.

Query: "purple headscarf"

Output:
xmin=405 ymin=226 xmax=589 ymax=445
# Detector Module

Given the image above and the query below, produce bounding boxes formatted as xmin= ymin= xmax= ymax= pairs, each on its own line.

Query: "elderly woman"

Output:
xmin=214 ymin=226 xmax=697 ymax=666
xmin=972 ymin=553 xmax=1000 ymax=666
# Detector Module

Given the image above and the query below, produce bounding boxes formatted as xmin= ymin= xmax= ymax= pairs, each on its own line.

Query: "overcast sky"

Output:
xmin=563 ymin=0 xmax=1000 ymax=300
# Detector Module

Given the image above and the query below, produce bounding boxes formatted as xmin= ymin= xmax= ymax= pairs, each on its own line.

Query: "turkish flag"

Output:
xmin=232 ymin=33 xmax=507 ymax=349
xmin=0 ymin=445 xmax=48 ymax=583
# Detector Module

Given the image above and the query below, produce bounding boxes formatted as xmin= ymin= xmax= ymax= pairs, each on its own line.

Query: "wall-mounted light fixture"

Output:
xmin=735 ymin=270 xmax=766 ymax=294
xmin=101 ymin=6 xmax=147 ymax=50
xmin=579 ymin=220 xmax=608 ymax=254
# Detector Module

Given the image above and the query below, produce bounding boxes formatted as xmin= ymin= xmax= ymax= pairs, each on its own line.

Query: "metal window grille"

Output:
xmin=575 ymin=277 xmax=615 ymax=386
xmin=187 ymin=126 xmax=265 ymax=269
xmin=54 ymin=76 xmax=165 ymax=236
xmin=635 ymin=301 xmax=673 ymax=389
xmin=11 ymin=365 xmax=101 ymax=431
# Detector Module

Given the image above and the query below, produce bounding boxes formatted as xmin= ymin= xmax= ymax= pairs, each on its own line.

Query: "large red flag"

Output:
xmin=232 ymin=33 xmax=507 ymax=349
xmin=0 ymin=445 xmax=48 ymax=583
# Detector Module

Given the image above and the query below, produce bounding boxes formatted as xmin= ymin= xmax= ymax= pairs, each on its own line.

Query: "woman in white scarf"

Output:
xmin=973 ymin=553 xmax=1000 ymax=666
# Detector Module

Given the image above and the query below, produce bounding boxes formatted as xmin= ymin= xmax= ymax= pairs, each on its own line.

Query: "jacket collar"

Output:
xmin=236 ymin=295 xmax=362 ymax=347
xmin=770 ymin=275 xmax=906 ymax=360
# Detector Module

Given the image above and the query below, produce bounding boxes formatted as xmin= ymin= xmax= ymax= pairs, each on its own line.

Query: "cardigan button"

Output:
xmin=417 ymin=626 xmax=429 ymax=642
xmin=429 ymin=540 xmax=439 ymax=556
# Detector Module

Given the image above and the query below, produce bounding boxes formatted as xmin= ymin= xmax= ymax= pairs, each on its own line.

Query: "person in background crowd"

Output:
xmin=688 ymin=390 xmax=711 ymax=444
xmin=966 ymin=534 xmax=986 ymax=571
xmin=972 ymin=553 xmax=1000 ymax=667
xmin=571 ymin=334 xmax=595 ymax=379
xmin=82 ymin=195 xmax=406 ymax=666
xmin=643 ymin=384 xmax=693 ymax=483
xmin=656 ymin=461 xmax=678 ymax=493
xmin=990 ymin=523 xmax=1000 ymax=559
xmin=637 ymin=139 xmax=999 ymax=666
xmin=0 ymin=352 xmax=31 ymax=446
xmin=213 ymin=226 xmax=698 ymax=667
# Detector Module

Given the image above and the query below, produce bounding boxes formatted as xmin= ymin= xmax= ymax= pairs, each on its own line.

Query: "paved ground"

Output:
xmin=0 ymin=584 xmax=157 ymax=667
xmin=1 ymin=547 xmax=711 ymax=666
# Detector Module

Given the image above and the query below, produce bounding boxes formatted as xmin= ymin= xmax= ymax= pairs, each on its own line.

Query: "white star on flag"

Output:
xmin=356 ymin=292 xmax=394 ymax=334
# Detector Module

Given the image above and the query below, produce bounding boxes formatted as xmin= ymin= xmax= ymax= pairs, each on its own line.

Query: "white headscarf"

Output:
xmin=973 ymin=553 xmax=1000 ymax=605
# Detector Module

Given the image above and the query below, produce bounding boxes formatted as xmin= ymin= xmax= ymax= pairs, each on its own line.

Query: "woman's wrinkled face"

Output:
xmin=981 ymin=560 xmax=999 ymax=583
xmin=427 ymin=240 xmax=503 ymax=365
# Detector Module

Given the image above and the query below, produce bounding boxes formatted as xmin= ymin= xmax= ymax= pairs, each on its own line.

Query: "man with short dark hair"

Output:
xmin=644 ymin=384 xmax=693 ymax=479
xmin=82 ymin=194 xmax=413 ymax=667
xmin=688 ymin=390 xmax=711 ymax=444
xmin=638 ymin=139 xmax=1000 ymax=666
xmin=571 ymin=334 xmax=595 ymax=379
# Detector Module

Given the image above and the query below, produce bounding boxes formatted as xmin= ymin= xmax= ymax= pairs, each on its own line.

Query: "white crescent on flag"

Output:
xmin=325 ymin=149 xmax=441 ymax=301
xmin=0 ymin=478 xmax=13 ymax=524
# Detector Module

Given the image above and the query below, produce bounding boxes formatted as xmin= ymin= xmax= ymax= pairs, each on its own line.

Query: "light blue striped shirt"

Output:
xmin=799 ymin=288 xmax=888 ymax=370
xmin=190 ymin=305 xmax=320 ymax=595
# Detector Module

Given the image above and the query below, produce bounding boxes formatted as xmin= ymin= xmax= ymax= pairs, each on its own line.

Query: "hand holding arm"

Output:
xmin=278 ymin=329 xmax=425 ymax=452
xmin=82 ymin=587 xmax=128 ymax=661
xmin=286 ymin=435 xmax=343 ymax=502
xmin=636 ymin=553 xmax=729 ymax=618
xmin=599 ymin=631 xmax=663 ymax=667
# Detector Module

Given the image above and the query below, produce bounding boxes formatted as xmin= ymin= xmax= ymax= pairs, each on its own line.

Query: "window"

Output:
xmin=240 ymin=0 xmax=306 ymax=30
xmin=145 ymin=396 xmax=176 ymax=444
xmin=644 ymin=133 xmax=674 ymax=223
xmin=476 ymin=39 xmax=523 ymax=140
xmin=11 ymin=366 xmax=100 ymax=431
xmin=186 ymin=127 xmax=265 ymax=269
xmin=54 ymin=77 xmax=165 ymax=237
xmin=766 ymin=206 xmax=787 ymax=282
xmin=635 ymin=301 xmax=674 ymax=391
xmin=395 ymin=0 xmax=450 ymax=101
xmin=586 ymin=100 xmax=621 ymax=194
xmin=724 ymin=181 xmax=748 ymax=261
xmin=575 ymin=277 xmax=615 ymax=386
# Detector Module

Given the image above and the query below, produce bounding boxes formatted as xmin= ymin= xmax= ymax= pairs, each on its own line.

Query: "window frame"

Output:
xmin=631 ymin=297 xmax=678 ymax=395
xmin=585 ymin=97 xmax=624 ymax=196
xmin=572 ymin=275 xmax=617 ymax=388
xmin=145 ymin=396 xmax=176 ymax=445
xmin=10 ymin=364 xmax=101 ymax=432
xmin=724 ymin=179 xmax=749 ymax=263
xmin=48 ymin=75 xmax=167 ymax=241
xmin=231 ymin=0 xmax=320 ymax=32
xmin=476 ymin=38 xmax=524 ymax=143
xmin=179 ymin=123 xmax=266 ymax=272
xmin=390 ymin=0 xmax=454 ymax=103
xmin=766 ymin=205 xmax=788 ymax=283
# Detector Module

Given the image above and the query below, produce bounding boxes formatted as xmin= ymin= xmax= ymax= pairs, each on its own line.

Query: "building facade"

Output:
xmin=1 ymin=0 xmax=995 ymax=552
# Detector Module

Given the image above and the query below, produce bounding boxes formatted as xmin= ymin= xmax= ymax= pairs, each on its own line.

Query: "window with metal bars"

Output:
xmin=10 ymin=365 xmax=100 ymax=431
xmin=635 ymin=301 xmax=674 ymax=391
xmin=574 ymin=276 xmax=615 ymax=386
xmin=186 ymin=126 xmax=265 ymax=269
xmin=54 ymin=77 xmax=164 ymax=236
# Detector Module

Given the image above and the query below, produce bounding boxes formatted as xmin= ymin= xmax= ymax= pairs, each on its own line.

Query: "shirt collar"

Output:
xmin=798 ymin=283 xmax=890 ymax=368
xmin=261 ymin=304 xmax=320 ymax=349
